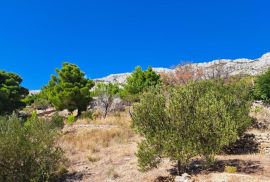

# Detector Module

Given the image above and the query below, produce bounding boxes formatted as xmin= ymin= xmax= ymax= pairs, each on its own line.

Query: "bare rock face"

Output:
xmin=195 ymin=52 xmax=270 ymax=76
xmin=94 ymin=73 xmax=131 ymax=84
xmin=95 ymin=52 xmax=270 ymax=84
xmin=94 ymin=68 xmax=174 ymax=84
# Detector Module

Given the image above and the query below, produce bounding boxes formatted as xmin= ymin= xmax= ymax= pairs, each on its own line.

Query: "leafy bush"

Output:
xmin=0 ymin=114 xmax=65 ymax=181
xmin=132 ymin=80 xmax=251 ymax=174
xmin=80 ymin=111 xmax=93 ymax=120
xmin=224 ymin=166 xmax=237 ymax=173
xmin=32 ymin=97 xmax=51 ymax=110
xmin=92 ymin=110 xmax=102 ymax=120
xmin=23 ymin=93 xmax=39 ymax=106
xmin=254 ymin=68 xmax=270 ymax=102
xmin=50 ymin=113 xmax=65 ymax=129
xmin=66 ymin=115 xmax=76 ymax=125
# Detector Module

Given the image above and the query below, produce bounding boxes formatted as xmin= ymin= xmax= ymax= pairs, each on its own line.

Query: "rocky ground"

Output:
xmin=57 ymin=104 xmax=270 ymax=182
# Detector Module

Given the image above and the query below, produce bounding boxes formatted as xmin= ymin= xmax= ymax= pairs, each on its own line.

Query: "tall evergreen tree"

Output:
xmin=122 ymin=66 xmax=160 ymax=102
xmin=0 ymin=70 xmax=28 ymax=115
xmin=46 ymin=63 xmax=94 ymax=116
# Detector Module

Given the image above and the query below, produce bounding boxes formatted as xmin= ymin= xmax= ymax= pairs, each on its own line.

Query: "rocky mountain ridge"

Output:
xmin=95 ymin=52 xmax=270 ymax=84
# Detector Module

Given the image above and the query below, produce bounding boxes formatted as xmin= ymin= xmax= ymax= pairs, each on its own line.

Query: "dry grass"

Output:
xmin=87 ymin=154 xmax=100 ymax=163
xmin=60 ymin=112 xmax=135 ymax=155
xmin=106 ymin=166 xmax=120 ymax=179
xmin=58 ymin=109 xmax=270 ymax=182
xmin=75 ymin=110 xmax=130 ymax=126
xmin=58 ymin=111 xmax=136 ymax=178
xmin=250 ymin=103 xmax=270 ymax=130
xmin=61 ymin=127 xmax=134 ymax=152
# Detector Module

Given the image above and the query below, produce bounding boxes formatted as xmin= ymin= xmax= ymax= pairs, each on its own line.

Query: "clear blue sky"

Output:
xmin=1 ymin=0 xmax=270 ymax=89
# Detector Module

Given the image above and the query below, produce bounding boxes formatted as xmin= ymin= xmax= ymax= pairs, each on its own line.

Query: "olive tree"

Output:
xmin=132 ymin=80 xmax=251 ymax=174
xmin=45 ymin=63 xmax=94 ymax=116
xmin=92 ymin=83 xmax=120 ymax=118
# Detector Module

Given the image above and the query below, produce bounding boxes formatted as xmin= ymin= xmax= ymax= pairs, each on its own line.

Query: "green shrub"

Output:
xmin=66 ymin=115 xmax=76 ymax=125
xmin=50 ymin=113 xmax=65 ymax=129
xmin=80 ymin=111 xmax=93 ymax=120
xmin=254 ymin=68 xmax=270 ymax=102
xmin=252 ymin=105 xmax=263 ymax=114
xmin=132 ymin=80 xmax=251 ymax=174
xmin=0 ymin=114 xmax=66 ymax=181
xmin=32 ymin=97 xmax=51 ymax=110
xmin=224 ymin=166 xmax=237 ymax=173
xmin=92 ymin=110 xmax=102 ymax=120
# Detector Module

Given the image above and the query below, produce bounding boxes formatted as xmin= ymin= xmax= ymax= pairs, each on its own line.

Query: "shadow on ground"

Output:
xmin=169 ymin=159 xmax=263 ymax=176
xmin=223 ymin=133 xmax=259 ymax=154
xmin=58 ymin=171 xmax=85 ymax=182
xmin=155 ymin=159 xmax=263 ymax=182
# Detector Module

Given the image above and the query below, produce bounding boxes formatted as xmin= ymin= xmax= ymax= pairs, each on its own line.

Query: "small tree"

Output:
xmin=0 ymin=70 xmax=29 ymax=115
xmin=160 ymin=63 xmax=204 ymax=85
xmin=122 ymin=66 xmax=160 ymax=102
xmin=254 ymin=68 xmax=270 ymax=102
xmin=46 ymin=63 xmax=94 ymax=116
xmin=132 ymin=80 xmax=251 ymax=174
xmin=93 ymin=83 xmax=120 ymax=118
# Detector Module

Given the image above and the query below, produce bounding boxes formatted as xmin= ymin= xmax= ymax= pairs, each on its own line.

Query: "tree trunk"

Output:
xmin=77 ymin=108 xmax=82 ymax=117
xmin=177 ymin=160 xmax=181 ymax=175
xmin=103 ymin=104 xmax=108 ymax=118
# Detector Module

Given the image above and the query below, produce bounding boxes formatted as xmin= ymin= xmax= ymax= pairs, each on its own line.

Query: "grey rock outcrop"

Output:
xmin=175 ymin=173 xmax=193 ymax=182
xmin=95 ymin=52 xmax=270 ymax=84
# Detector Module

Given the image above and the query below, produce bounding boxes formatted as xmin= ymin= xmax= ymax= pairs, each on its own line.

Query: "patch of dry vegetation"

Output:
xmin=58 ymin=108 xmax=270 ymax=182
xmin=61 ymin=127 xmax=134 ymax=153
xmin=58 ymin=111 xmax=137 ymax=180
xmin=250 ymin=103 xmax=270 ymax=130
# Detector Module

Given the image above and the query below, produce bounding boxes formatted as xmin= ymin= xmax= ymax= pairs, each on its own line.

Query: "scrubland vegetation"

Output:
xmin=1 ymin=62 xmax=270 ymax=181
xmin=0 ymin=114 xmax=65 ymax=181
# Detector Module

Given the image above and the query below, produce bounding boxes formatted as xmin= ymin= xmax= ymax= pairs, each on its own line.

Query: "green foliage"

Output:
xmin=93 ymin=83 xmax=121 ymax=118
xmin=93 ymin=83 xmax=120 ymax=97
xmin=24 ymin=90 xmax=52 ymax=110
xmin=224 ymin=166 xmax=237 ymax=173
xmin=67 ymin=115 xmax=76 ymax=124
xmin=0 ymin=114 xmax=65 ymax=181
xmin=254 ymin=68 xmax=270 ymax=102
xmin=80 ymin=110 xmax=93 ymax=120
xmin=121 ymin=66 xmax=161 ymax=102
xmin=23 ymin=93 xmax=38 ymax=106
xmin=33 ymin=97 xmax=51 ymax=110
xmin=0 ymin=70 xmax=29 ymax=115
xmin=45 ymin=62 xmax=94 ymax=115
xmin=50 ymin=113 xmax=65 ymax=129
xmin=252 ymin=105 xmax=263 ymax=114
xmin=132 ymin=80 xmax=251 ymax=173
